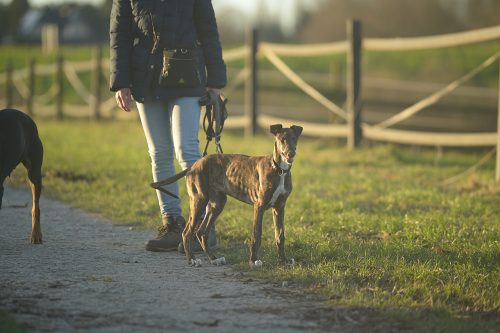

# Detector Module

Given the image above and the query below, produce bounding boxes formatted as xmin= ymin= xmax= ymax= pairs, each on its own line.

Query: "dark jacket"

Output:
xmin=109 ymin=0 xmax=227 ymax=102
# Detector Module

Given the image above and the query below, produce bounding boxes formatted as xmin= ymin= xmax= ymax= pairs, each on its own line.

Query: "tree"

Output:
xmin=7 ymin=0 xmax=30 ymax=40
xmin=300 ymin=0 xmax=464 ymax=42
xmin=0 ymin=3 xmax=8 ymax=42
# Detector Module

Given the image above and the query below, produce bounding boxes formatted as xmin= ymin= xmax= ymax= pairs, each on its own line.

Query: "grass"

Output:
xmin=0 ymin=309 xmax=25 ymax=333
xmin=7 ymin=119 xmax=500 ymax=332
xmin=1 ymin=41 xmax=499 ymax=105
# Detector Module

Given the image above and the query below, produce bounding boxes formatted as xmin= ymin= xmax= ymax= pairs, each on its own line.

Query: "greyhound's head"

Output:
xmin=270 ymin=124 xmax=303 ymax=167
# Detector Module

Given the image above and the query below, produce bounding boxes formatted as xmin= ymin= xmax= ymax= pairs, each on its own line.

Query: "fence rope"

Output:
xmin=224 ymin=67 xmax=249 ymax=96
xmin=102 ymin=96 xmax=118 ymax=113
xmin=261 ymin=45 xmax=348 ymax=120
xmin=12 ymin=78 xmax=29 ymax=100
xmin=223 ymin=46 xmax=248 ymax=62
xmin=12 ymin=77 xmax=58 ymax=106
xmin=374 ymin=51 xmax=500 ymax=129
xmin=64 ymin=63 xmax=94 ymax=104
xmin=365 ymin=25 xmax=500 ymax=51
xmin=442 ymin=147 xmax=496 ymax=186
xmin=261 ymin=41 xmax=348 ymax=57
xmin=34 ymin=84 xmax=58 ymax=105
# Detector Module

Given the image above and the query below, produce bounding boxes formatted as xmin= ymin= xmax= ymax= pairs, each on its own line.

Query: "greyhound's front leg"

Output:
xmin=272 ymin=205 xmax=288 ymax=263
xmin=249 ymin=203 xmax=265 ymax=268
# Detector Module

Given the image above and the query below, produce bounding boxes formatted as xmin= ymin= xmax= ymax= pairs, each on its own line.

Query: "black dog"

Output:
xmin=0 ymin=109 xmax=43 ymax=243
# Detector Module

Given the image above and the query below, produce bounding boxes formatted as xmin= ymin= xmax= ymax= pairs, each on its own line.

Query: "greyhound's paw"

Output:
xmin=253 ymin=260 xmax=263 ymax=268
xmin=189 ymin=259 xmax=203 ymax=267
xmin=210 ymin=257 xmax=226 ymax=266
xmin=31 ymin=234 xmax=43 ymax=244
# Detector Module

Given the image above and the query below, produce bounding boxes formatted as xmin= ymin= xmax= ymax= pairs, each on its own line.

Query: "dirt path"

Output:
xmin=0 ymin=187 xmax=334 ymax=333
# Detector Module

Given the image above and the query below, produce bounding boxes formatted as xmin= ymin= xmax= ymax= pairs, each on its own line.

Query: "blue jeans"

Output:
xmin=136 ymin=97 xmax=201 ymax=218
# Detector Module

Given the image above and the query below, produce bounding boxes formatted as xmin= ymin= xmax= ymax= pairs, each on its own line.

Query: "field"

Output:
xmin=6 ymin=119 xmax=500 ymax=332
xmin=1 ymin=42 xmax=499 ymax=134
xmin=1 ymin=42 xmax=499 ymax=103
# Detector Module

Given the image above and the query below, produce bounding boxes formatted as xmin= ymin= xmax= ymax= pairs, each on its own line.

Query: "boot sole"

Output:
xmin=145 ymin=245 xmax=179 ymax=252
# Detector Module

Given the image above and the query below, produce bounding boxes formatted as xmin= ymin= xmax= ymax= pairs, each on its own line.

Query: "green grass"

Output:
xmin=1 ymin=41 xmax=498 ymax=97
xmin=0 ymin=309 xmax=25 ymax=333
xmin=7 ymin=119 xmax=500 ymax=332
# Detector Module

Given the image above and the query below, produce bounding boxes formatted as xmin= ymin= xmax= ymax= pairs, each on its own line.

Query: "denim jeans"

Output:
xmin=136 ymin=97 xmax=201 ymax=218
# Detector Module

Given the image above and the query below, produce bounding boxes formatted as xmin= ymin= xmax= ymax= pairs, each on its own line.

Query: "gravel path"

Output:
xmin=0 ymin=187 xmax=335 ymax=333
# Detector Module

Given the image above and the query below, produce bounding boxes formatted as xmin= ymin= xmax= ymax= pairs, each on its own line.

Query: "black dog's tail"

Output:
xmin=149 ymin=167 xmax=191 ymax=199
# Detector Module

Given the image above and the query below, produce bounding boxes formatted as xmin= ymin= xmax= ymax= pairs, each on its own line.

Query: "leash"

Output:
xmin=150 ymin=91 xmax=228 ymax=198
xmin=200 ymin=90 xmax=228 ymax=156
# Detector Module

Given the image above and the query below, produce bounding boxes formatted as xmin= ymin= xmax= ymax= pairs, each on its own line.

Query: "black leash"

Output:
xmin=200 ymin=91 xmax=228 ymax=156
xmin=150 ymin=91 xmax=228 ymax=198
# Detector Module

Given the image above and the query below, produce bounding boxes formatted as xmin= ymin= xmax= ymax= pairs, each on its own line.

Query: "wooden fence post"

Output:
xmin=55 ymin=53 xmax=64 ymax=119
xmin=245 ymin=28 xmax=258 ymax=137
xmin=5 ymin=60 xmax=13 ymax=108
xmin=346 ymin=19 xmax=363 ymax=149
xmin=91 ymin=46 xmax=103 ymax=120
xmin=26 ymin=59 xmax=35 ymax=116
xmin=496 ymin=63 xmax=500 ymax=182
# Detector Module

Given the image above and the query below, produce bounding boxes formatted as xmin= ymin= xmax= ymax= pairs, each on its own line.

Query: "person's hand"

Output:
xmin=115 ymin=88 xmax=133 ymax=112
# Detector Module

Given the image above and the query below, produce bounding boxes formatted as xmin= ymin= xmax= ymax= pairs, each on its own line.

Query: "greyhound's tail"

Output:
xmin=149 ymin=167 xmax=191 ymax=198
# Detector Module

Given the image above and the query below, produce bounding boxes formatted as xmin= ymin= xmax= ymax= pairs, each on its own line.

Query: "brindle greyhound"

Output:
xmin=182 ymin=124 xmax=302 ymax=267
xmin=0 ymin=109 xmax=44 ymax=243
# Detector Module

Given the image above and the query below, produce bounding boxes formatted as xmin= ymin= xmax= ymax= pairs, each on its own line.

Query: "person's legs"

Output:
xmin=169 ymin=97 xmax=202 ymax=169
xmin=137 ymin=100 xmax=182 ymax=219
xmin=169 ymin=97 xmax=217 ymax=253
xmin=137 ymin=100 xmax=185 ymax=251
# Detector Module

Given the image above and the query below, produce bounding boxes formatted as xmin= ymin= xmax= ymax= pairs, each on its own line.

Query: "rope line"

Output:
xmin=223 ymin=46 xmax=248 ymax=62
xmin=261 ymin=41 xmax=348 ymax=57
xmin=442 ymin=147 xmax=497 ymax=186
xmin=374 ymin=51 xmax=500 ymax=129
xmin=365 ymin=25 xmax=500 ymax=51
xmin=261 ymin=46 xmax=348 ymax=120
xmin=64 ymin=63 xmax=94 ymax=104
xmin=34 ymin=84 xmax=58 ymax=105
xmin=224 ymin=67 xmax=249 ymax=96
xmin=12 ymin=78 xmax=58 ymax=105
xmin=12 ymin=78 xmax=29 ymax=99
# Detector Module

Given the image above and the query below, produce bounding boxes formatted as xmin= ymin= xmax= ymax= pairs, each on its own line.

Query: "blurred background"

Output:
xmin=1 ymin=0 xmax=500 ymax=44
xmin=0 ymin=0 xmax=499 ymax=135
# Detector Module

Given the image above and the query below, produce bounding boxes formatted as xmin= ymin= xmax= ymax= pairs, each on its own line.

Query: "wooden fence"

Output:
xmin=231 ymin=22 xmax=500 ymax=181
xmin=1 ymin=22 xmax=500 ymax=180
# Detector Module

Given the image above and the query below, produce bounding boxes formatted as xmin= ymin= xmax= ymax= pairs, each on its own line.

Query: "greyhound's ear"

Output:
xmin=291 ymin=125 xmax=303 ymax=137
xmin=270 ymin=124 xmax=283 ymax=135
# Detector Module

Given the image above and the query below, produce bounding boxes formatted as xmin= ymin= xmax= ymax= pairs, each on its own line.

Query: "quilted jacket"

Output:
xmin=109 ymin=0 xmax=227 ymax=102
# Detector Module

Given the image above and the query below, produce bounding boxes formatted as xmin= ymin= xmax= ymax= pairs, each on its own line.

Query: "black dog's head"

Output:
xmin=270 ymin=124 xmax=303 ymax=164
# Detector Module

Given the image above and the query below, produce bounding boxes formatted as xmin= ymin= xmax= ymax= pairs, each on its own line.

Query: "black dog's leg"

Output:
xmin=24 ymin=137 xmax=43 ymax=244
xmin=0 ymin=182 xmax=4 ymax=210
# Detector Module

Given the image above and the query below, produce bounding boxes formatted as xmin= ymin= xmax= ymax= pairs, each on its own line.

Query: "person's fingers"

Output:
xmin=123 ymin=90 xmax=132 ymax=111
xmin=116 ymin=92 xmax=130 ymax=112
xmin=115 ymin=92 xmax=124 ymax=111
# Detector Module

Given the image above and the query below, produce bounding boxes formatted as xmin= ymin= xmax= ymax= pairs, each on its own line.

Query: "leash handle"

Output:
xmin=201 ymin=91 xmax=228 ymax=156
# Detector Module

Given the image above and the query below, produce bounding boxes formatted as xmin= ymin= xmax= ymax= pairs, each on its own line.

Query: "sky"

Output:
xmin=0 ymin=0 xmax=321 ymax=32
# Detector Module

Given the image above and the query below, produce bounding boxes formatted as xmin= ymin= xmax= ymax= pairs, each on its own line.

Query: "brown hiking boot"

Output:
xmin=145 ymin=216 xmax=186 ymax=252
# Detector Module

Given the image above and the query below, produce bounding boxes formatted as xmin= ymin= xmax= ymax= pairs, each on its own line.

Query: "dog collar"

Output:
xmin=272 ymin=158 xmax=291 ymax=176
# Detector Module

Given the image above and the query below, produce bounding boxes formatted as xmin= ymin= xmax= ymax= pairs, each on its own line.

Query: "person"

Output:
xmin=109 ymin=0 xmax=226 ymax=252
